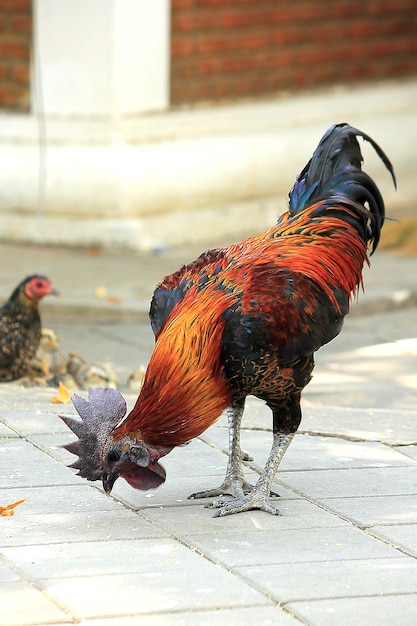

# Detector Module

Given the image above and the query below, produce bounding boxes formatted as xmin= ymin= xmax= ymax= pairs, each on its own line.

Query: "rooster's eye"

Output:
xmin=107 ymin=450 xmax=121 ymax=463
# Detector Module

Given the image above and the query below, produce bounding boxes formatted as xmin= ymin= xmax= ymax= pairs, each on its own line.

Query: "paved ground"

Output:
xmin=0 ymin=239 xmax=416 ymax=625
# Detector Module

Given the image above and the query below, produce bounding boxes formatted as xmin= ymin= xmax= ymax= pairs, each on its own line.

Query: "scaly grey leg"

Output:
xmin=211 ymin=432 xmax=295 ymax=517
xmin=189 ymin=402 xmax=252 ymax=500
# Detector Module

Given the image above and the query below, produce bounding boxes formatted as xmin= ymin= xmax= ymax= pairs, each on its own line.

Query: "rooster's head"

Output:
xmin=59 ymin=387 xmax=167 ymax=494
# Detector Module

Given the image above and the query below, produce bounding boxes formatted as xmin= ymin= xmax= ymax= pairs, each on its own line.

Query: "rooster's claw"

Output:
xmin=210 ymin=492 xmax=282 ymax=517
xmin=188 ymin=478 xmax=253 ymax=501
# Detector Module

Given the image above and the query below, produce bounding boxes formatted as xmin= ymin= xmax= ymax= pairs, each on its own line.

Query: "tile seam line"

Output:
xmin=101 ymin=495 xmax=308 ymax=623
xmin=285 ymin=590 xmax=417 ymax=607
xmin=273 ymin=489 xmax=417 ymax=561
xmin=0 ymin=552 xmax=75 ymax=622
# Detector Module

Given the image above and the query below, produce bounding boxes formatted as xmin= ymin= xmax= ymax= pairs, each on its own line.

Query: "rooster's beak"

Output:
xmin=102 ymin=470 xmax=118 ymax=494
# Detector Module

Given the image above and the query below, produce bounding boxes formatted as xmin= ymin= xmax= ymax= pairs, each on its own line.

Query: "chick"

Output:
xmin=35 ymin=328 xmax=70 ymax=377
xmin=74 ymin=361 xmax=118 ymax=390
xmin=126 ymin=365 xmax=146 ymax=394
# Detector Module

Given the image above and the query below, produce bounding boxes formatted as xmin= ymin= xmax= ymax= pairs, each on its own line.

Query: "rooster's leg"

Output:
xmin=189 ymin=401 xmax=252 ymax=500
xmin=211 ymin=431 xmax=295 ymax=517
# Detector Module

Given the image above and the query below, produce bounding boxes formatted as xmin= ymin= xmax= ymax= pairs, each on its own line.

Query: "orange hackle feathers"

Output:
xmin=266 ymin=206 xmax=369 ymax=309
xmin=229 ymin=203 xmax=369 ymax=312
xmin=116 ymin=285 xmax=235 ymax=447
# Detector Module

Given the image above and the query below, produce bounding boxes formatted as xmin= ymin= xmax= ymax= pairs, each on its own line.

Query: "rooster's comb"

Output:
xmin=59 ymin=387 xmax=127 ymax=481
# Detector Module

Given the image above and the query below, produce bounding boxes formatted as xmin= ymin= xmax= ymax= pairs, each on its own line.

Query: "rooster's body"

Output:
xmin=61 ymin=124 xmax=395 ymax=517
xmin=0 ymin=275 xmax=59 ymax=382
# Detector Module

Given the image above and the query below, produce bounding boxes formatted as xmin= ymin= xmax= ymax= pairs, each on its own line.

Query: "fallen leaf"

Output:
xmin=106 ymin=295 xmax=121 ymax=304
xmin=1 ymin=498 xmax=27 ymax=516
xmin=51 ymin=381 xmax=71 ymax=404
xmin=85 ymin=246 xmax=103 ymax=256
xmin=95 ymin=286 xmax=108 ymax=298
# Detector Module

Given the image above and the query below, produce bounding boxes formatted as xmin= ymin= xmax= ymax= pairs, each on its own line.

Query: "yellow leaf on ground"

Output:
xmin=95 ymin=286 xmax=108 ymax=298
xmin=1 ymin=498 xmax=27 ymax=516
xmin=51 ymin=381 xmax=71 ymax=404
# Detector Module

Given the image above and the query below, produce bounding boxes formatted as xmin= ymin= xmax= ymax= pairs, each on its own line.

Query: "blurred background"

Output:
xmin=0 ymin=0 xmax=416 ymax=252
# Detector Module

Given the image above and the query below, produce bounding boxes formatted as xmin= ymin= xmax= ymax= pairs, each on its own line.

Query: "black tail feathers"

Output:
xmin=288 ymin=123 xmax=396 ymax=254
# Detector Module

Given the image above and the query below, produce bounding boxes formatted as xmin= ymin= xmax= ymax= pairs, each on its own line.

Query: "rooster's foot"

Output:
xmin=188 ymin=478 xmax=253 ymax=501
xmin=241 ymin=451 xmax=253 ymax=462
xmin=210 ymin=491 xmax=281 ymax=518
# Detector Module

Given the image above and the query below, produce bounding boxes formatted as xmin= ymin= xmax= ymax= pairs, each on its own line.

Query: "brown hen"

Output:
xmin=0 ymin=275 xmax=59 ymax=382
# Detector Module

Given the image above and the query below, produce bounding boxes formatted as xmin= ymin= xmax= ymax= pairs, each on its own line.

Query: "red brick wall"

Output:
xmin=171 ymin=0 xmax=417 ymax=106
xmin=0 ymin=0 xmax=31 ymax=111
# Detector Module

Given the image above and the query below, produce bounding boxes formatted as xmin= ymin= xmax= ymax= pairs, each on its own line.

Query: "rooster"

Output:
xmin=0 ymin=275 xmax=59 ymax=382
xmin=60 ymin=124 xmax=395 ymax=517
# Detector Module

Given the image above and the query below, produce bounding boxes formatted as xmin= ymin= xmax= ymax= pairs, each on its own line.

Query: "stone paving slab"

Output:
xmin=3 ymin=537 xmax=229 ymax=580
xmin=0 ymin=423 xmax=16 ymax=437
xmin=0 ymin=384 xmax=76 ymax=413
xmin=316 ymin=494 xmax=417 ymax=528
xmin=306 ymin=335 xmax=417 ymax=410
xmin=183 ymin=526 xmax=402 ymax=568
xmin=0 ymin=439 xmax=81 ymax=489
xmin=287 ymin=594 xmax=417 ymax=626
xmin=398 ymin=445 xmax=417 ymax=461
xmin=0 ymin=508 xmax=164 ymax=548
xmin=238 ymin=557 xmax=417 ymax=603
xmin=0 ymin=580 xmax=69 ymax=626
xmin=369 ymin=524 xmax=417 ymax=556
xmin=0 ymin=407 xmax=77 ymax=437
xmin=37 ymin=568 xmax=273 ymax=619
xmin=0 ymin=484 xmax=125 ymax=516
xmin=299 ymin=406 xmax=417 ymax=445
xmin=276 ymin=466 xmax=417 ymax=499
xmin=0 ymin=561 xmax=19 ymax=581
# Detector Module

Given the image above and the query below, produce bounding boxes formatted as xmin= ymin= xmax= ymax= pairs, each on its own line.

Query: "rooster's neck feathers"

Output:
xmin=116 ymin=285 xmax=235 ymax=446
xmin=262 ymin=203 xmax=369 ymax=308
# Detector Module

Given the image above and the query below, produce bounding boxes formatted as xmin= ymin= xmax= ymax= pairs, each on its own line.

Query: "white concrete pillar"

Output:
xmin=32 ymin=0 xmax=171 ymax=116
